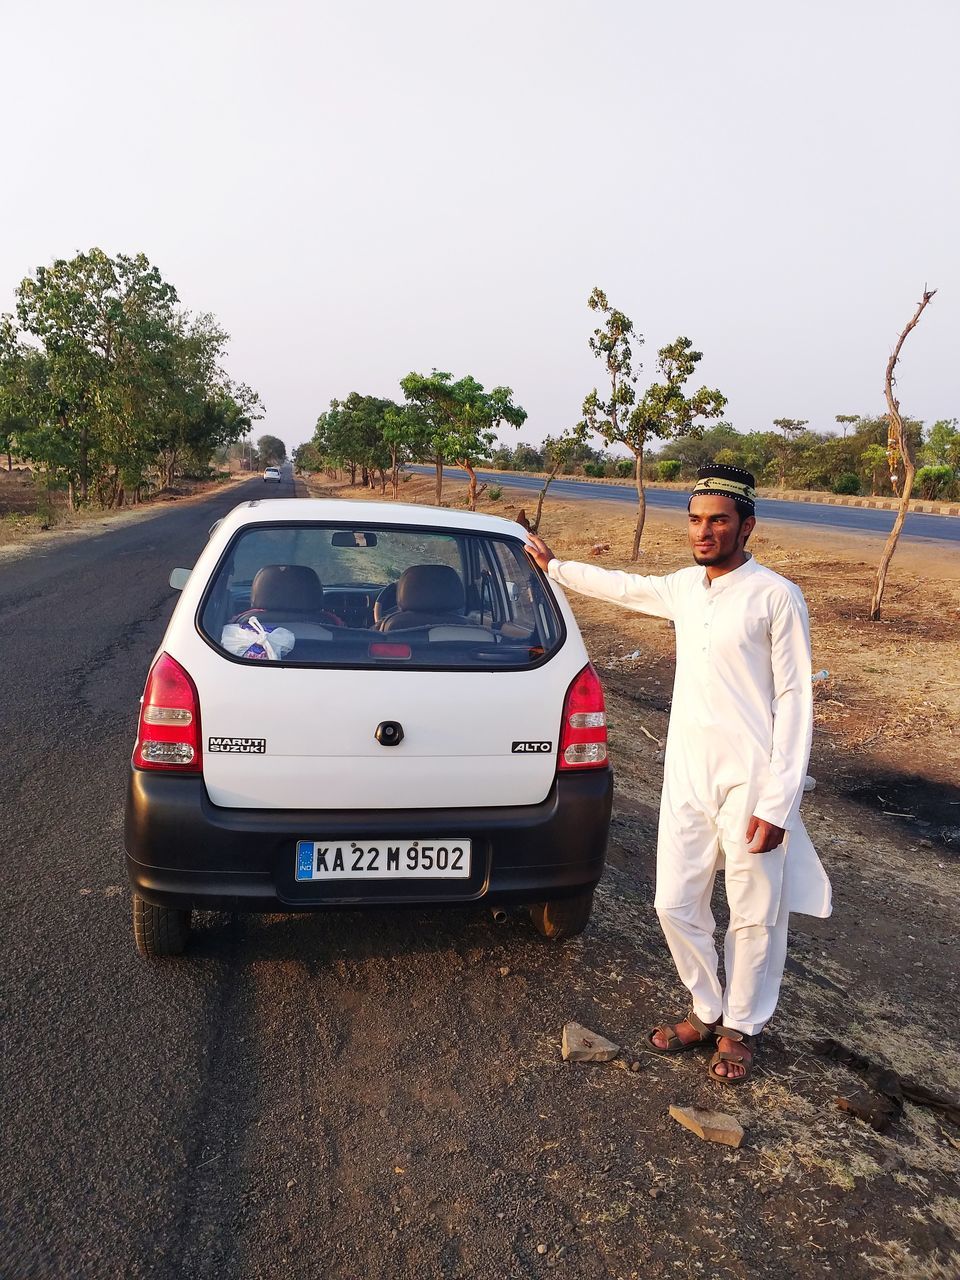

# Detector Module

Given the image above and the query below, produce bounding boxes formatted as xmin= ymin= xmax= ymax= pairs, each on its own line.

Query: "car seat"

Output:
xmin=380 ymin=565 xmax=471 ymax=631
xmin=236 ymin=564 xmax=344 ymax=628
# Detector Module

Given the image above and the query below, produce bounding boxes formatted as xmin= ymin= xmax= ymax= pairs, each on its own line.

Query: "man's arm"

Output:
xmin=523 ymin=532 xmax=676 ymax=620
xmin=751 ymin=590 xmax=814 ymax=842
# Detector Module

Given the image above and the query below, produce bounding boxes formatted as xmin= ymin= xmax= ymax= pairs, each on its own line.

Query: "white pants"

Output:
xmin=656 ymin=879 xmax=790 ymax=1037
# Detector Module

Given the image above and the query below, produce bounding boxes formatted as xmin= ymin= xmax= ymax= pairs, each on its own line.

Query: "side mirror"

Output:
xmin=169 ymin=567 xmax=192 ymax=591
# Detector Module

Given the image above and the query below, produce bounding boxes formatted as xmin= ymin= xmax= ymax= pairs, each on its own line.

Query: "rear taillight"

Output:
xmin=133 ymin=653 xmax=202 ymax=771
xmin=559 ymin=662 xmax=608 ymax=769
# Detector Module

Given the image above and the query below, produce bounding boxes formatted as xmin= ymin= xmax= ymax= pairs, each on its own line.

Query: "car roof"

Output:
xmin=215 ymin=497 xmax=530 ymax=539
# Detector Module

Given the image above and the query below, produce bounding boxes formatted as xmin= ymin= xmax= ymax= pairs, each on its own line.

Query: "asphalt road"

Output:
xmin=407 ymin=466 xmax=960 ymax=544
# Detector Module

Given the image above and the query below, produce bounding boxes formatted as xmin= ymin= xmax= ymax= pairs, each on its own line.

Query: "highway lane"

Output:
xmin=407 ymin=466 xmax=960 ymax=544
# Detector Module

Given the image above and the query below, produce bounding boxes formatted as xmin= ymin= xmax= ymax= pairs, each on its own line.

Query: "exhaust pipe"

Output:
xmin=490 ymin=907 xmax=508 ymax=924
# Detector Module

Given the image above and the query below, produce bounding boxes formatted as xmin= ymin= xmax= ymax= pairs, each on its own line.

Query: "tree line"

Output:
xmin=296 ymin=288 xmax=726 ymax=553
xmin=296 ymin=373 xmax=527 ymax=510
xmin=0 ymin=249 xmax=262 ymax=508
xmin=297 ymin=287 xmax=956 ymax=559
xmin=482 ymin=417 xmax=959 ymax=501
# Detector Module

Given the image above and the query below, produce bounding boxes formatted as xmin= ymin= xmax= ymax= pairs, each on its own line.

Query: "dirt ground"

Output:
xmin=0 ymin=466 xmax=248 ymax=553
xmin=298 ymin=471 xmax=960 ymax=1279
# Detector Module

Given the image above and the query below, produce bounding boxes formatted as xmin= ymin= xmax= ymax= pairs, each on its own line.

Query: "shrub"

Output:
xmin=832 ymin=473 xmax=861 ymax=495
xmin=488 ymin=486 xmax=502 ymax=500
xmin=614 ymin=459 xmax=633 ymax=479
xmin=582 ymin=462 xmax=605 ymax=478
xmin=657 ymin=459 xmax=682 ymax=482
xmin=915 ymin=464 xmax=955 ymax=500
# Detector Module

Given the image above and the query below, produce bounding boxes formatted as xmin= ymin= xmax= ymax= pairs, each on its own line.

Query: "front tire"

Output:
xmin=528 ymin=889 xmax=594 ymax=941
xmin=132 ymin=894 xmax=191 ymax=958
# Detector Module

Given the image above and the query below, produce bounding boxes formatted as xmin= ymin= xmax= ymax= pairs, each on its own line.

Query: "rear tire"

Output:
xmin=132 ymin=894 xmax=191 ymax=958
xmin=528 ymin=889 xmax=594 ymax=941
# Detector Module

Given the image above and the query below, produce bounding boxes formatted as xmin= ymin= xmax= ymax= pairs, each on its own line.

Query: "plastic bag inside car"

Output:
xmin=221 ymin=616 xmax=295 ymax=661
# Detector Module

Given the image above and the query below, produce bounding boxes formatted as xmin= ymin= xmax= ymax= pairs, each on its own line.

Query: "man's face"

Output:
xmin=687 ymin=495 xmax=755 ymax=566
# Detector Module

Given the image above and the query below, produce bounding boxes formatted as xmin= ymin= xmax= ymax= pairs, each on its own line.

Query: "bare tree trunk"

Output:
xmin=630 ymin=448 xmax=646 ymax=560
xmin=464 ymin=460 xmax=478 ymax=510
xmin=78 ymin=421 xmax=89 ymax=504
xmin=434 ymin=455 xmax=443 ymax=505
xmin=870 ymin=287 xmax=936 ymax=621
xmin=532 ymin=462 xmax=561 ymax=532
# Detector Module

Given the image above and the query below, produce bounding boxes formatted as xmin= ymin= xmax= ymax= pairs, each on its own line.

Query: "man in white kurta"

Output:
xmin=525 ymin=464 xmax=831 ymax=1082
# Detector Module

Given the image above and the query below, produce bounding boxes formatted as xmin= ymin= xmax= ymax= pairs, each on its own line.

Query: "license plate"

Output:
xmin=295 ymin=839 xmax=472 ymax=881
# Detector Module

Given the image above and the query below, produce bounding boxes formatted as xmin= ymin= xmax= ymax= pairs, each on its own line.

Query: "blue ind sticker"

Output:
xmin=296 ymin=841 xmax=314 ymax=881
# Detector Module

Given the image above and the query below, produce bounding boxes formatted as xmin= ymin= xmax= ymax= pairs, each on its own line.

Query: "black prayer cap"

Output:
xmin=692 ymin=463 xmax=756 ymax=508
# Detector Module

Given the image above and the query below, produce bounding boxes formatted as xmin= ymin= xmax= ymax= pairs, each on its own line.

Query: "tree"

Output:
xmin=584 ymin=287 xmax=725 ymax=558
xmin=15 ymin=249 xmax=179 ymax=506
xmin=5 ymin=249 xmax=261 ymax=504
xmin=770 ymin=419 xmax=808 ymax=487
xmin=835 ymin=414 xmax=860 ymax=439
xmin=150 ymin=314 xmax=259 ymax=487
xmin=292 ymin=440 xmax=322 ymax=473
xmin=0 ymin=315 xmax=31 ymax=471
xmin=924 ymin=419 xmax=960 ymax=470
xmin=656 ymin=422 xmax=743 ymax=475
xmin=400 ymin=371 xmax=459 ymax=503
xmin=400 ymin=370 xmax=526 ymax=508
xmin=530 ymin=422 xmax=589 ymax=531
xmin=860 ymin=443 xmax=888 ymax=496
xmin=257 ymin=434 xmax=286 ymax=466
xmin=381 ymin=402 xmax=429 ymax=498
xmin=473 ymin=384 xmax=527 ymax=508
xmin=870 ymin=287 xmax=937 ymax=621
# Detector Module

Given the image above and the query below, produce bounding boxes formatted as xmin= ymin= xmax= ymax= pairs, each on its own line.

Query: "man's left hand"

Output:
xmin=746 ymin=816 xmax=786 ymax=854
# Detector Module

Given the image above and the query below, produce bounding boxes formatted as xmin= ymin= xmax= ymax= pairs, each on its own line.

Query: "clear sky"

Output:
xmin=2 ymin=0 xmax=957 ymax=453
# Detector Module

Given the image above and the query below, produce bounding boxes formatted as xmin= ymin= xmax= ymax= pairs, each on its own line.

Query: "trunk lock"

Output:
xmin=375 ymin=720 xmax=404 ymax=747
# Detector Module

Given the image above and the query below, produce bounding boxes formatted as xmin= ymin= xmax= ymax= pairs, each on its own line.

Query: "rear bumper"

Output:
xmin=124 ymin=767 xmax=613 ymax=911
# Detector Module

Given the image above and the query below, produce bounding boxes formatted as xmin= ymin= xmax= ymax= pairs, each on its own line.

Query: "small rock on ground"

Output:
xmin=668 ymin=1104 xmax=744 ymax=1148
xmin=561 ymin=1022 xmax=620 ymax=1062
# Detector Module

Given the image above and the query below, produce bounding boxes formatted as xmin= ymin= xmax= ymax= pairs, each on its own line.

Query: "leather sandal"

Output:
xmin=644 ymin=1010 xmax=718 ymax=1055
xmin=707 ymin=1025 xmax=760 ymax=1084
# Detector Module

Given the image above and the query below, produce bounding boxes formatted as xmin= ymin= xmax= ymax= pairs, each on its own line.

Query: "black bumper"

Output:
xmin=125 ymin=767 xmax=613 ymax=912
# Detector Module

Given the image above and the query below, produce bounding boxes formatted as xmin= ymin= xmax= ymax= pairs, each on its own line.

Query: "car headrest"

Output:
xmin=251 ymin=564 xmax=324 ymax=612
xmin=396 ymin=565 xmax=464 ymax=614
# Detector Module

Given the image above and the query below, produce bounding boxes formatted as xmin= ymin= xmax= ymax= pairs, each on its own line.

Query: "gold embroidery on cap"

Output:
xmin=692 ymin=477 xmax=756 ymax=500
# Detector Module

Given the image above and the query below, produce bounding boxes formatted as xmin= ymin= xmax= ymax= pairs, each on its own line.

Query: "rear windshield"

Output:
xmin=198 ymin=523 xmax=563 ymax=669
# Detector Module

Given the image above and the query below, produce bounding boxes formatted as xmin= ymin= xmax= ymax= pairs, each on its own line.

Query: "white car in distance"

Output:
xmin=124 ymin=499 xmax=613 ymax=957
xmin=263 ymin=466 xmax=282 ymax=482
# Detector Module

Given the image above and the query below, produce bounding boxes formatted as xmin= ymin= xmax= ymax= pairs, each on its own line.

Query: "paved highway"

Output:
xmin=408 ymin=466 xmax=960 ymax=544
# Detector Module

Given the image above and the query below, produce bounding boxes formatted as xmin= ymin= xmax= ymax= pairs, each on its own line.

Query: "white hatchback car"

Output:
xmin=263 ymin=466 xmax=282 ymax=482
xmin=125 ymin=499 xmax=613 ymax=956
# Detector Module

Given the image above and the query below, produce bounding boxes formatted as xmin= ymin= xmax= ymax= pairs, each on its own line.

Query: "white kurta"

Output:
xmin=548 ymin=555 xmax=832 ymax=924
